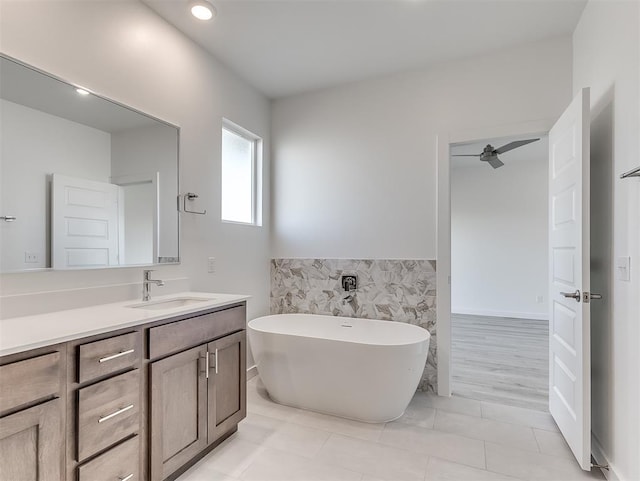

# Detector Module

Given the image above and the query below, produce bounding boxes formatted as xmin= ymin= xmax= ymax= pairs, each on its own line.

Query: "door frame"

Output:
xmin=111 ymin=171 xmax=160 ymax=264
xmin=435 ymin=118 xmax=555 ymax=396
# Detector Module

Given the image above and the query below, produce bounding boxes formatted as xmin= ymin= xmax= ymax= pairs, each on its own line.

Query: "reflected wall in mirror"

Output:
xmin=0 ymin=55 xmax=180 ymax=272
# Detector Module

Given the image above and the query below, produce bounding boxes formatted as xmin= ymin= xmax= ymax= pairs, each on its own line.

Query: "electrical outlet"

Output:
xmin=535 ymin=295 xmax=544 ymax=303
xmin=207 ymin=257 xmax=216 ymax=273
xmin=24 ymin=252 xmax=39 ymax=263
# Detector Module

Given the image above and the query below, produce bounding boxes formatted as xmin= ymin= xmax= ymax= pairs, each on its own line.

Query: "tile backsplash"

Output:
xmin=270 ymin=258 xmax=437 ymax=392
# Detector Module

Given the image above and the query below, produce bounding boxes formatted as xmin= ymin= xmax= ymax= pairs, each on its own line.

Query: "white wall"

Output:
xmin=111 ymin=124 xmax=179 ymax=260
xmin=120 ymin=182 xmax=155 ymax=265
xmin=0 ymin=99 xmax=111 ymax=271
xmin=271 ymin=37 xmax=572 ymax=259
xmin=451 ymin=137 xmax=548 ymax=319
xmin=573 ymin=2 xmax=640 ymax=480
xmin=0 ymin=1 xmax=271 ymax=323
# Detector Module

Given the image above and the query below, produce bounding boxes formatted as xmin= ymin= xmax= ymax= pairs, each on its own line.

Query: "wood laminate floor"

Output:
xmin=451 ymin=314 xmax=549 ymax=412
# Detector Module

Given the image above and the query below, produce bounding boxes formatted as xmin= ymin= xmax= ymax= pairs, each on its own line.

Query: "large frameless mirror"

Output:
xmin=0 ymin=55 xmax=179 ymax=272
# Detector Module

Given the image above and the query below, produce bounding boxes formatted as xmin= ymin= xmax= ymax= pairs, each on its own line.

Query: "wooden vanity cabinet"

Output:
xmin=0 ymin=300 xmax=247 ymax=481
xmin=66 ymin=328 xmax=144 ymax=481
xmin=148 ymin=304 xmax=246 ymax=481
xmin=150 ymin=344 xmax=208 ymax=480
xmin=207 ymin=330 xmax=246 ymax=443
xmin=0 ymin=399 xmax=64 ymax=481
xmin=0 ymin=346 xmax=66 ymax=481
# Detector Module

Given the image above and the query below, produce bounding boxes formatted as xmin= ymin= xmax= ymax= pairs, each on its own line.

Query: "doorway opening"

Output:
xmin=449 ymin=134 xmax=549 ymax=411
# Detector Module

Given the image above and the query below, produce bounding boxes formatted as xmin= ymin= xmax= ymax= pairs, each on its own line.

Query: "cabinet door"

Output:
xmin=207 ymin=331 xmax=246 ymax=443
xmin=0 ymin=399 xmax=63 ymax=481
xmin=150 ymin=345 xmax=207 ymax=481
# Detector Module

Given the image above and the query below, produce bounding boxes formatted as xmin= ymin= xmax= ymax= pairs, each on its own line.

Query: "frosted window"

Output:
xmin=222 ymin=127 xmax=255 ymax=224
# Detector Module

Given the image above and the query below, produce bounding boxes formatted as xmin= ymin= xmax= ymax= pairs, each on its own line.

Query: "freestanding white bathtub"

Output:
xmin=248 ymin=313 xmax=430 ymax=423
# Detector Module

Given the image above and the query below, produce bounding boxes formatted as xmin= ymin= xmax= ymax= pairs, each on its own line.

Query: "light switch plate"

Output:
xmin=616 ymin=256 xmax=631 ymax=281
xmin=207 ymin=257 xmax=216 ymax=273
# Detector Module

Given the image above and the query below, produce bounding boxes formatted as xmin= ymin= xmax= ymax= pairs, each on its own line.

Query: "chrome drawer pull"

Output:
xmin=119 ymin=475 xmax=134 ymax=481
xmin=99 ymin=349 xmax=135 ymax=363
xmin=214 ymin=348 xmax=218 ymax=374
xmin=98 ymin=404 xmax=134 ymax=423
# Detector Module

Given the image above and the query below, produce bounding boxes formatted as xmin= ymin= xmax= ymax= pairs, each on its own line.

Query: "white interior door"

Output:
xmin=548 ymin=87 xmax=591 ymax=470
xmin=51 ymin=174 xmax=119 ymax=269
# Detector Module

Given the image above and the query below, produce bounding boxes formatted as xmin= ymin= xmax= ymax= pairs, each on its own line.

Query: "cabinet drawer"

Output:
xmin=0 ymin=351 xmax=62 ymax=414
xmin=149 ymin=305 xmax=246 ymax=359
xmin=78 ymin=435 xmax=139 ymax=481
xmin=77 ymin=369 xmax=140 ymax=461
xmin=78 ymin=331 xmax=140 ymax=384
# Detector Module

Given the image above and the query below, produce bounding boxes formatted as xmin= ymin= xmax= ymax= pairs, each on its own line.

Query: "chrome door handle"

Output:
xmin=561 ymin=290 xmax=581 ymax=302
xmin=119 ymin=475 xmax=134 ymax=481
xmin=583 ymin=292 xmax=603 ymax=303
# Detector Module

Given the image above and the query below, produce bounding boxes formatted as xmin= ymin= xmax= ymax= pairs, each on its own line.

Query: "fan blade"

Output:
xmin=452 ymin=154 xmax=481 ymax=157
xmin=488 ymin=158 xmax=504 ymax=169
xmin=494 ymin=138 xmax=540 ymax=154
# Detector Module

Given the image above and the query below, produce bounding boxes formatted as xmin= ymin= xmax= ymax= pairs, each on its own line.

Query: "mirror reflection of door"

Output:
xmin=51 ymin=174 xmax=120 ymax=269
xmin=51 ymin=173 xmax=159 ymax=269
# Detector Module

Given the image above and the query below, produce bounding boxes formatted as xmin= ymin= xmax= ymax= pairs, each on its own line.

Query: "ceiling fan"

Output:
xmin=452 ymin=138 xmax=540 ymax=169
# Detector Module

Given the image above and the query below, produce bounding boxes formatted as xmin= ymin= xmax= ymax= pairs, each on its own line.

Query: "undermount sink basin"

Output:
xmin=127 ymin=297 xmax=212 ymax=310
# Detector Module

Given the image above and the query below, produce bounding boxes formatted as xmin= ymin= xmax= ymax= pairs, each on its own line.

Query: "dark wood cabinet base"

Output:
xmin=1 ymin=301 xmax=247 ymax=481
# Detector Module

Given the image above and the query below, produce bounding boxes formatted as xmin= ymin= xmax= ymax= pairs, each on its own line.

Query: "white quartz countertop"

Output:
xmin=0 ymin=292 xmax=250 ymax=357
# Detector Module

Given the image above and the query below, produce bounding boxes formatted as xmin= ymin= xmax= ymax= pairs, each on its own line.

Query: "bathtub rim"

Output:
xmin=248 ymin=313 xmax=431 ymax=347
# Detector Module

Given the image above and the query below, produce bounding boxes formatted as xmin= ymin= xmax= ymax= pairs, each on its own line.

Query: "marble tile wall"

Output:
xmin=270 ymin=258 xmax=437 ymax=392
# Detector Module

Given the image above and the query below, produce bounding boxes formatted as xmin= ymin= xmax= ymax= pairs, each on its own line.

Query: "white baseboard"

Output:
xmin=247 ymin=365 xmax=258 ymax=381
xmin=591 ymin=433 xmax=620 ymax=481
xmin=452 ymin=307 xmax=548 ymax=320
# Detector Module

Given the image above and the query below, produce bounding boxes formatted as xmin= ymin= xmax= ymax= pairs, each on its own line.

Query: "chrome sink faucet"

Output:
xmin=143 ymin=269 xmax=165 ymax=301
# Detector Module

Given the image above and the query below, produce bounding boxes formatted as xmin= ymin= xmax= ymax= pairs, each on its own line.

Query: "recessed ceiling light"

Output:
xmin=190 ymin=1 xmax=216 ymax=21
xmin=75 ymin=88 xmax=90 ymax=96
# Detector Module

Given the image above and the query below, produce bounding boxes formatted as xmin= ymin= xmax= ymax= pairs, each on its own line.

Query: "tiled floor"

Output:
xmin=178 ymin=377 xmax=604 ymax=481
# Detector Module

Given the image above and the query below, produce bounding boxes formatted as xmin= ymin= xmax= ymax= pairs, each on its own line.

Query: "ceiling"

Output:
xmin=143 ymin=0 xmax=587 ymax=99
xmin=1 ymin=57 xmax=160 ymax=133
xmin=451 ymin=134 xmax=548 ymax=170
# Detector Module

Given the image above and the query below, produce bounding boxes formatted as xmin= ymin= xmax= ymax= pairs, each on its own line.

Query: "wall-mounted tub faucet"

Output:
xmin=341 ymin=275 xmax=357 ymax=292
xmin=143 ymin=269 xmax=165 ymax=301
xmin=341 ymin=275 xmax=357 ymax=304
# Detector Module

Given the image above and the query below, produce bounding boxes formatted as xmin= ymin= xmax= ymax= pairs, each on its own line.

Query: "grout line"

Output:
xmin=429 ymin=407 xmax=438 ymax=429
xmin=423 ymin=456 xmax=432 ymax=481
xmin=483 ymin=441 xmax=488 ymax=470
xmin=313 ymin=429 xmax=333 ymax=459
xmin=532 ymin=428 xmax=542 ymax=453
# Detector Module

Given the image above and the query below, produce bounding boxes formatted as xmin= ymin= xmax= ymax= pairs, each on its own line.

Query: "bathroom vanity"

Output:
xmin=0 ymin=293 xmax=248 ymax=481
xmin=0 ymin=53 xmax=247 ymax=481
